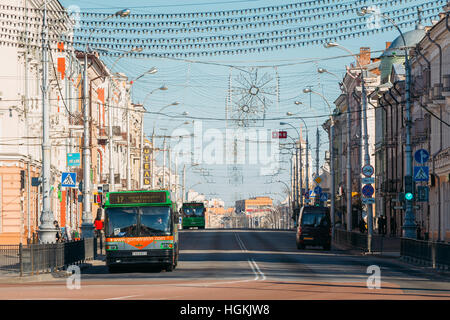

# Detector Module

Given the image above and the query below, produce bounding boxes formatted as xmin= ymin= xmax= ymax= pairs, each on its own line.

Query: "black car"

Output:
xmin=295 ymin=206 xmax=331 ymax=251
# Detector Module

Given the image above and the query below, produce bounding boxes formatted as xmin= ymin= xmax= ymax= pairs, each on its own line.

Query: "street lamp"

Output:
xmin=139 ymin=86 xmax=168 ymax=189
xmin=317 ymin=67 xmax=352 ymax=232
xmin=324 ymin=42 xmax=374 ymax=249
xmin=302 ymin=87 xmax=336 ymax=240
xmin=280 ymin=121 xmax=309 ymax=211
xmin=107 ymin=46 xmax=148 ymax=192
xmin=80 ymin=8 xmax=130 ymax=239
xmin=358 ymin=7 xmax=415 ymax=239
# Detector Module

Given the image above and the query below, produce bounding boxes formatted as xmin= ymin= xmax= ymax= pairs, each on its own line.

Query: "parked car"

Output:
xmin=296 ymin=206 xmax=331 ymax=251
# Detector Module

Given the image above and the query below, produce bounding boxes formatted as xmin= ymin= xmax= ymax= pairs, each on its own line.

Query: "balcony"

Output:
xmin=98 ymin=128 xmax=108 ymax=145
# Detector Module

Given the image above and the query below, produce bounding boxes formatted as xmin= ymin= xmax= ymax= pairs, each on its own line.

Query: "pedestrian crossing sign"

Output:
xmin=413 ymin=166 xmax=429 ymax=182
xmin=61 ymin=172 xmax=77 ymax=188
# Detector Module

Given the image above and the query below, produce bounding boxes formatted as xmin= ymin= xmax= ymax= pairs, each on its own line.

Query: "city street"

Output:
xmin=1 ymin=229 xmax=449 ymax=300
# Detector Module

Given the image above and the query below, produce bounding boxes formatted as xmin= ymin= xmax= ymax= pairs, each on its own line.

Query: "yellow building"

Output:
xmin=235 ymin=197 xmax=273 ymax=213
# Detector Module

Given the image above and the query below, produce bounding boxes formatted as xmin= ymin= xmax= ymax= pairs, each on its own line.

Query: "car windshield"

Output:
xmin=105 ymin=207 xmax=138 ymax=237
xmin=301 ymin=211 xmax=328 ymax=227
xmin=140 ymin=206 xmax=171 ymax=235
xmin=183 ymin=206 xmax=205 ymax=217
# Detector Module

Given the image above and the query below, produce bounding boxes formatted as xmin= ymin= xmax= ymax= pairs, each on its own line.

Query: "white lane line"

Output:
xmin=234 ymin=232 xmax=265 ymax=281
xmin=234 ymin=232 xmax=248 ymax=252
xmin=251 ymin=259 xmax=266 ymax=281
xmin=104 ymin=295 xmax=141 ymax=300
xmin=247 ymin=259 xmax=260 ymax=280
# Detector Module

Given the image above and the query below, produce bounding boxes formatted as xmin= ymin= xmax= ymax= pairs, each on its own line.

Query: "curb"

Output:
xmin=0 ymin=261 xmax=95 ymax=284
xmin=333 ymin=242 xmax=450 ymax=277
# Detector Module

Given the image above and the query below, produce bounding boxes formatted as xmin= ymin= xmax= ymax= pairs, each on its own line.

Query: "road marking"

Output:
xmin=234 ymin=232 xmax=248 ymax=252
xmin=247 ymin=259 xmax=259 ymax=280
xmin=234 ymin=232 xmax=265 ymax=281
xmin=250 ymin=259 xmax=266 ymax=281
xmin=104 ymin=295 xmax=141 ymax=300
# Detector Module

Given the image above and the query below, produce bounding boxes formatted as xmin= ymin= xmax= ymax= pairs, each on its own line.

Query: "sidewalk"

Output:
xmin=0 ymin=255 xmax=106 ymax=284
xmin=332 ymin=239 xmax=450 ymax=278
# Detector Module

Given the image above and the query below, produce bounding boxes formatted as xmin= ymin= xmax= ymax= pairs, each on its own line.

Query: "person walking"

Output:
xmin=54 ymin=220 xmax=62 ymax=242
xmin=390 ymin=215 xmax=397 ymax=236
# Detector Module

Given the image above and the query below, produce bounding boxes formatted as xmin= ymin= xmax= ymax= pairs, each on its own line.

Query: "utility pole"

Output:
xmin=183 ymin=164 xmax=186 ymax=202
xmin=140 ymin=116 xmax=144 ymax=189
xmin=151 ymin=132 xmax=155 ymax=189
xmin=126 ymin=98 xmax=131 ymax=190
xmin=168 ymin=147 xmax=172 ymax=193
xmin=38 ymin=2 xmax=57 ymax=243
xmin=81 ymin=49 xmax=94 ymax=238
xmin=163 ymin=138 xmax=166 ymax=189
xmin=316 ymin=128 xmax=320 ymax=177
xmin=108 ymin=77 xmax=115 ymax=191
xmin=361 ymin=71 xmax=374 ymax=252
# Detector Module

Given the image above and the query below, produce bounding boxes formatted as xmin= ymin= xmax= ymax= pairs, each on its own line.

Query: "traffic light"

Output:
xmin=404 ymin=175 xmax=415 ymax=201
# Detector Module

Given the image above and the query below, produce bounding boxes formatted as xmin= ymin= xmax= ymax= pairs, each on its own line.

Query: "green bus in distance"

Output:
xmin=181 ymin=202 xmax=206 ymax=229
xmin=103 ymin=190 xmax=179 ymax=273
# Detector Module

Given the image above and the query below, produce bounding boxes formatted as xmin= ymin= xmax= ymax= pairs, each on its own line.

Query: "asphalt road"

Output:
xmin=1 ymin=229 xmax=450 ymax=300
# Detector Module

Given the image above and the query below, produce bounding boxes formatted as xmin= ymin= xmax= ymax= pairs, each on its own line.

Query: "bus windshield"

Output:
xmin=183 ymin=206 xmax=205 ymax=217
xmin=105 ymin=207 xmax=138 ymax=237
xmin=105 ymin=206 xmax=171 ymax=237
xmin=140 ymin=206 xmax=171 ymax=236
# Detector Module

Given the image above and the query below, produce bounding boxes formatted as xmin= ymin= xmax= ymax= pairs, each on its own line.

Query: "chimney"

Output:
xmin=359 ymin=47 xmax=371 ymax=66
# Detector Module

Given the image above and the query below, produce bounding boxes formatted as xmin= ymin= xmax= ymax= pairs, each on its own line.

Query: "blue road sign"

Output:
xmin=320 ymin=193 xmax=328 ymax=202
xmin=314 ymin=186 xmax=322 ymax=195
xmin=414 ymin=166 xmax=429 ymax=182
xmin=417 ymin=186 xmax=429 ymax=202
xmin=362 ymin=184 xmax=375 ymax=197
xmin=414 ymin=149 xmax=429 ymax=164
xmin=61 ymin=172 xmax=77 ymax=188
xmin=67 ymin=153 xmax=81 ymax=167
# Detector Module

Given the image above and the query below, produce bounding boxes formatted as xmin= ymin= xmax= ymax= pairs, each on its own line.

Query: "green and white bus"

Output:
xmin=103 ymin=190 xmax=179 ymax=272
xmin=181 ymin=202 xmax=206 ymax=229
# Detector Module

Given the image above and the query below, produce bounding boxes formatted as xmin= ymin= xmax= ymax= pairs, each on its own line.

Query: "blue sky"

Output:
xmin=59 ymin=0 xmax=444 ymax=206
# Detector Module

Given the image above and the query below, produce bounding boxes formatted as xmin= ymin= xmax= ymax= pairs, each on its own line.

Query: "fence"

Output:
xmin=0 ymin=238 xmax=96 ymax=276
xmin=333 ymin=229 xmax=401 ymax=253
xmin=401 ymin=238 xmax=450 ymax=269
xmin=0 ymin=245 xmax=20 ymax=274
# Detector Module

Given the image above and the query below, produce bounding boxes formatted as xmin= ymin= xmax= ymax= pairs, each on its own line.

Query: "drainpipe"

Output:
xmin=383 ymin=92 xmax=395 ymax=234
xmin=415 ymin=45 xmax=431 ymax=90
xmin=378 ymin=97 xmax=388 ymax=222
xmin=427 ymin=25 xmax=444 ymax=242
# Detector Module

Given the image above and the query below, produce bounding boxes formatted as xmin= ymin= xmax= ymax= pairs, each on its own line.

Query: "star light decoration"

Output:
xmin=230 ymin=68 xmax=277 ymax=127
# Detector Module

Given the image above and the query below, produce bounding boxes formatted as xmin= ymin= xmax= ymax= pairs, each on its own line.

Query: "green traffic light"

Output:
xmin=405 ymin=192 xmax=414 ymax=201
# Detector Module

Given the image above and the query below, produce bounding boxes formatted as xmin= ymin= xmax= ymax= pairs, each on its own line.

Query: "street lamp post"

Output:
xmin=324 ymin=41 xmax=374 ymax=249
xmin=38 ymin=1 xmax=57 ymax=243
xmin=358 ymin=7 xmax=415 ymax=239
xmin=108 ymin=47 xmax=144 ymax=192
xmin=303 ymin=88 xmax=336 ymax=240
xmin=283 ymin=114 xmax=310 ymax=207
xmin=125 ymin=68 xmax=159 ymax=190
xmin=318 ymin=67 xmax=352 ymax=232
xmin=140 ymin=85 xmax=168 ymax=189
xmin=79 ymin=8 xmax=130 ymax=239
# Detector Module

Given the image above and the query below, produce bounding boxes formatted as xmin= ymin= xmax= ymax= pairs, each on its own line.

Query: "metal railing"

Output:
xmin=401 ymin=238 xmax=450 ymax=268
xmin=0 ymin=238 xmax=96 ymax=276
xmin=334 ymin=229 xmax=401 ymax=253
xmin=0 ymin=245 xmax=20 ymax=273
